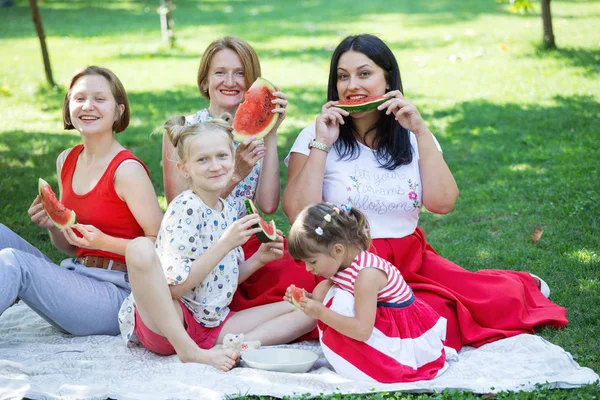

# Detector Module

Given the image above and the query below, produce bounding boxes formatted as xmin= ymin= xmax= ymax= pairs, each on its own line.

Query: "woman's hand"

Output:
xmin=233 ymin=138 xmax=265 ymax=183
xmin=377 ymin=90 xmax=429 ymax=136
xmin=254 ymin=230 xmax=284 ymax=265
xmin=219 ymin=214 xmax=262 ymax=250
xmin=62 ymin=224 xmax=108 ymax=250
xmin=315 ymin=101 xmax=349 ymax=146
xmin=28 ymin=196 xmax=55 ymax=229
xmin=266 ymin=86 xmax=288 ymax=138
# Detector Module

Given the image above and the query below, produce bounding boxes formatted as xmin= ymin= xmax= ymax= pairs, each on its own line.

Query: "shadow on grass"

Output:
xmin=533 ymin=46 xmax=600 ymax=77
xmin=2 ymin=0 xmax=513 ymax=40
xmin=428 ymin=94 xmax=599 ymax=219
xmin=0 ymin=130 xmax=80 ymax=260
xmin=420 ymin=94 xmax=599 ymax=274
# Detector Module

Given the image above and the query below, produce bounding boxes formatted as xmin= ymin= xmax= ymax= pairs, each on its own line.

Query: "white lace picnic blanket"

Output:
xmin=0 ymin=301 xmax=597 ymax=400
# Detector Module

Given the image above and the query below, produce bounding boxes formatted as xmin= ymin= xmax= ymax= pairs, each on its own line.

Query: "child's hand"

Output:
xmin=219 ymin=214 xmax=262 ymax=250
xmin=283 ymin=284 xmax=313 ymax=304
xmin=298 ymin=296 xmax=324 ymax=319
xmin=255 ymin=230 xmax=284 ymax=265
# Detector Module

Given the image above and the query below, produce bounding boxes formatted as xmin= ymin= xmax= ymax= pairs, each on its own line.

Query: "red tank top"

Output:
xmin=60 ymin=144 xmax=150 ymax=263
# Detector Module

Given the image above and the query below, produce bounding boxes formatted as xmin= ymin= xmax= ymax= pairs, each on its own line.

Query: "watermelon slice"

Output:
xmin=337 ymin=95 xmax=387 ymax=114
xmin=38 ymin=178 xmax=76 ymax=229
xmin=232 ymin=77 xmax=278 ymax=143
xmin=243 ymin=198 xmax=277 ymax=243
xmin=289 ymin=285 xmax=305 ymax=309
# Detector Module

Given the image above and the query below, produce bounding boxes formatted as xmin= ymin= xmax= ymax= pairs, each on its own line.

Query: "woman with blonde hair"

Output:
xmin=161 ymin=37 xmax=318 ymax=323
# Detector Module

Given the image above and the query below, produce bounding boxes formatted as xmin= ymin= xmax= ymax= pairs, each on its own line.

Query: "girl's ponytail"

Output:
xmin=163 ymin=116 xmax=187 ymax=149
xmin=347 ymin=207 xmax=371 ymax=251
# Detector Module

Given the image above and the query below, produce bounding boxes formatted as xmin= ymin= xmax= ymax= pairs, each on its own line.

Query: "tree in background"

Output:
xmin=502 ymin=0 xmax=556 ymax=49
xmin=28 ymin=0 xmax=57 ymax=87
xmin=159 ymin=0 xmax=176 ymax=49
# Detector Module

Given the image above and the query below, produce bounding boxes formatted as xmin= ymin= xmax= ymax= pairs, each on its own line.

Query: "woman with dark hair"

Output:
xmin=283 ymin=34 xmax=567 ymax=350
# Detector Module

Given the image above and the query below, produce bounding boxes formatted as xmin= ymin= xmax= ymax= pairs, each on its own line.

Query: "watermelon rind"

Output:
xmin=337 ymin=95 xmax=388 ymax=114
xmin=232 ymin=77 xmax=279 ymax=143
xmin=243 ymin=198 xmax=277 ymax=243
xmin=38 ymin=178 xmax=76 ymax=229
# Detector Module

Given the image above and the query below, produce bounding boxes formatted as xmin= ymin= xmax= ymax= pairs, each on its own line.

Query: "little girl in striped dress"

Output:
xmin=286 ymin=202 xmax=448 ymax=383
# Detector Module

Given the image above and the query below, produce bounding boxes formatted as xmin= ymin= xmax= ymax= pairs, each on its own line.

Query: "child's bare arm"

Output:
xmin=311 ymin=279 xmax=334 ymax=302
xmin=170 ymin=214 xmax=261 ymax=299
xmin=307 ymin=268 xmax=387 ymax=341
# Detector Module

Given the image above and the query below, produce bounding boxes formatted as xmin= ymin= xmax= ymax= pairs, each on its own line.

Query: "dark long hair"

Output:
xmin=327 ymin=34 xmax=412 ymax=170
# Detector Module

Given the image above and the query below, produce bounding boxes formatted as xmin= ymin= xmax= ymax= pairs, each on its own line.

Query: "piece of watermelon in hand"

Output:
xmin=337 ymin=95 xmax=387 ymax=114
xmin=243 ymin=198 xmax=277 ymax=243
xmin=232 ymin=77 xmax=279 ymax=142
xmin=38 ymin=178 xmax=76 ymax=229
xmin=289 ymin=284 xmax=305 ymax=309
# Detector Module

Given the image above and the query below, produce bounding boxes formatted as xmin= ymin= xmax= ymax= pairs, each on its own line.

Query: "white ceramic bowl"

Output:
xmin=241 ymin=348 xmax=319 ymax=373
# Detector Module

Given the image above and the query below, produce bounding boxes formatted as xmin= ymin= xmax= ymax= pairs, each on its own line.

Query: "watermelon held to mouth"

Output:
xmin=337 ymin=95 xmax=387 ymax=114
xmin=38 ymin=178 xmax=76 ymax=229
xmin=243 ymin=198 xmax=277 ymax=243
xmin=289 ymin=284 xmax=305 ymax=309
xmin=232 ymin=77 xmax=279 ymax=143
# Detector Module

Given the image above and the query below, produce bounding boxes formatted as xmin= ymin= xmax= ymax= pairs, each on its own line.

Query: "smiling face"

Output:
xmin=205 ymin=48 xmax=247 ymax=116
xmin=178 ymin=131 xmax=234 ymax=196
xmin=68 ymin=74 xmax=124 ymax=136
xmin=336 ymin=50 xmax=388 ymax=118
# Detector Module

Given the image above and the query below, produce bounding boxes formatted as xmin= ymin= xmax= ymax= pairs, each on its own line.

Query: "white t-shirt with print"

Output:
xmin=285 ymin=123 xmax=442 ymax=239
xmin=118 ymin=190 xmax=243 ymax=346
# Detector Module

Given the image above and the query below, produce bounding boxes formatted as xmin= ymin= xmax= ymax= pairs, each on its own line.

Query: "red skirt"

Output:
xmin=370 ymin=227 xmax=568 ymax=350
xmin=229 ymin=235 xmax=319 ymax=339
xmin=319 ymin=287 xmax=448 ymax=383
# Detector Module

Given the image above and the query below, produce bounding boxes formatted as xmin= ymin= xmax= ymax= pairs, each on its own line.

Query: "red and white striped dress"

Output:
xmin=319 ymin=251 xmax=448 ymax=383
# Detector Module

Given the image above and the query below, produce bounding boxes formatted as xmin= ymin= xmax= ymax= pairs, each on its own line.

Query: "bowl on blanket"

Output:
xmin=241 ymin=348 xmax=318 ymax=373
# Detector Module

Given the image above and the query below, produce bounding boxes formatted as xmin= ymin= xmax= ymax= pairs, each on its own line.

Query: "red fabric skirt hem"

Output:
xmin=370 ymin=227 xmax=568 ymax=350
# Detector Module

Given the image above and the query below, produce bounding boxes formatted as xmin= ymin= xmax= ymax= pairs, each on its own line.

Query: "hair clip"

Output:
xmin=323 ymin=214 xmax=331 ymax=222
xmin=332 ymin=207 xmax=341 ymax=215
xmin=340 ymin=204 xmax=352 ymax=212
xmin=315 ymin=227 xmax=324 ymax=236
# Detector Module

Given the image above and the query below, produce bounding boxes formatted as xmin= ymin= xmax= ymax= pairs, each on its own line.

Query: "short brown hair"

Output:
xmin=197 ymin=36 xmax=261 ymax=99
xmin=63 ymin=66 xmax=130 ymax=133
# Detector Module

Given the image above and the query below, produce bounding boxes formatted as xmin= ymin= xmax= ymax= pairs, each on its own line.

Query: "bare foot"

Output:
xmin=178 ymin=346 xmax=239 ymax=372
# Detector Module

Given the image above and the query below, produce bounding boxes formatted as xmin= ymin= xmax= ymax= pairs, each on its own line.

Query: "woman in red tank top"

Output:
xmin=0 ymin=66 xmax=163 ymax=336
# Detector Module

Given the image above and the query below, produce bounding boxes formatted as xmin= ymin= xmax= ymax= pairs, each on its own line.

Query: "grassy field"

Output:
xmin=1 ymin=0 xmax=599 ymax=398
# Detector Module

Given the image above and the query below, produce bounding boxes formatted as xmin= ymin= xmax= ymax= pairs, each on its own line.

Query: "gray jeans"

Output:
xmin=0 ymin=223 xmax=130 ymax=335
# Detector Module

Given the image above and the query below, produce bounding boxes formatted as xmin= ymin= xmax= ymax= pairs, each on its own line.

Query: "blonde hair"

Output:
xmin=197 ymin=36 xmax=261 ymax=99
xmin=288 ymin=203 xmax=371 ymax=260
xmin=163 ymin=113 xmax=234 ymax=164
xmin=63 ymin=66 xmax=130 ymax=133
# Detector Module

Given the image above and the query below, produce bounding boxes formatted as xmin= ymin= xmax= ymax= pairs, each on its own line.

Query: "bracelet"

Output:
xmin=308 ymin=139 xmax=331 ymax=153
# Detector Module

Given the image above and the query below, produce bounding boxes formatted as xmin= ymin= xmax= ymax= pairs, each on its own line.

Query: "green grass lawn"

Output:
xmin=1 ymin=0 xmax=599 ymax=398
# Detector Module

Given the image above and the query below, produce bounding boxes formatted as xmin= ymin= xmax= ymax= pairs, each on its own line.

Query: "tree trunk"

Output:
xmin=159 ymin=0 xmax=175 ymax=49
xmin=541 ymin=0 xmax=556 ymax=49
xmin=28 ymin=0 xmax=57 ymax=88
